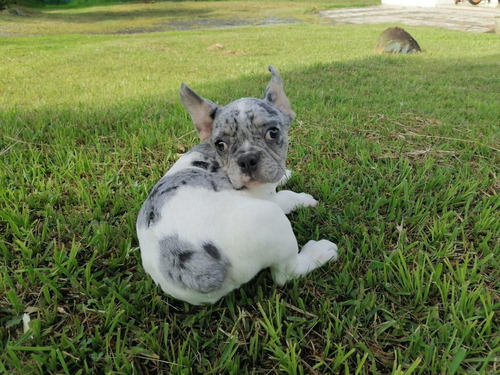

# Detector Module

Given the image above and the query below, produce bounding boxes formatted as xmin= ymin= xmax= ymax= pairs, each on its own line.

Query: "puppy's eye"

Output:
xmin=214 ymin=140 xmax=229 ymax=152
xmin=265 ymin=127 xmax=280 ymax=141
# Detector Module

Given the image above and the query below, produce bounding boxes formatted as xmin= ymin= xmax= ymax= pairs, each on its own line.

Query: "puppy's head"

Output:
xmin=180 ymin=66 xmax=295 ymax=190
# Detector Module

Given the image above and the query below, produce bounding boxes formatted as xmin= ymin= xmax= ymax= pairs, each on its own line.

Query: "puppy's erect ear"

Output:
xmin=179 ymin=83 xmax=219 ymax=141
xmin=263 ymin=66 xmax=296 ymax=123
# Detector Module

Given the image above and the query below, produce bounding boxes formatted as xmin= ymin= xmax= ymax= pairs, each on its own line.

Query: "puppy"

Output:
xmin=136 ymin=66 xmax=338 ymax=305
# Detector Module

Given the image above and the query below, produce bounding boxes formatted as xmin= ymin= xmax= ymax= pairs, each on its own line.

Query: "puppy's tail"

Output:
xmin=158 ymin=235 xmax=230 ymax=294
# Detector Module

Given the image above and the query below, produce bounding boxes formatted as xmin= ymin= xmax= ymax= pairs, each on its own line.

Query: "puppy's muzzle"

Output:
xmin=238 ymin=152 xmax=260 ymax=174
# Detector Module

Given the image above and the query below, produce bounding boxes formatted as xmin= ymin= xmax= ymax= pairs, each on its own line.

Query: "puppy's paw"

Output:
xmin=301 ymin=240 xmax=338 ymax=266
xmin=274 ymin=191 xmax=318 ymax=214
xmin=296 ymin=193 xmax=318 ymax=208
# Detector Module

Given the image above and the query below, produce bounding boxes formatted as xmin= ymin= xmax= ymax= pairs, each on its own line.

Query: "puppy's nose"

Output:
xmin=238 ymin=153 xmax=260 ymax=173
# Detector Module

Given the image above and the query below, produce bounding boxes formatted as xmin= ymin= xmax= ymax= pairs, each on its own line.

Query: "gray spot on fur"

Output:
xmin=203 ymin=242 xmax=221 ymax=260
xmin=159 ymin=235 xmax=229 ymax=293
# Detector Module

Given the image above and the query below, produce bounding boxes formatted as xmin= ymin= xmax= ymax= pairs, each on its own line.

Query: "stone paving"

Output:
xmin=319 ymin=3 xmax=500 ymax=33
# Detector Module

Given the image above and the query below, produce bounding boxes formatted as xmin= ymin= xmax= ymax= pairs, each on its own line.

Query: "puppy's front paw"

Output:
xmin=296 ymin=193 xmax=318 ymax=208
xmin=274 ymin=190 xmax=318 ymax=214
xmin=301 ymin=240 xmax=338 ymax=265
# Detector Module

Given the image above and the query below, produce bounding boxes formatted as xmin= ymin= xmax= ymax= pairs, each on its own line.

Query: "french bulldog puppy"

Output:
xmin=136 ymin=66 xmax=338 ymax=305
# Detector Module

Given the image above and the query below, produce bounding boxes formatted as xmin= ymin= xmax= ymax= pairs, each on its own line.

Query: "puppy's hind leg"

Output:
xmin=271 ymin=240 xmax=338 ymax=286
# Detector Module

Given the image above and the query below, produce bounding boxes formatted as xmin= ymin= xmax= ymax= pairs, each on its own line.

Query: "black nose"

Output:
xmin=238 ymin=153 xmax=260 ymax=173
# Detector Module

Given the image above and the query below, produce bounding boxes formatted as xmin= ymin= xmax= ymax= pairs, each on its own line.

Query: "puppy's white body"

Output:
xmin=137 ymin=67 xmax=338 ymax=305
xmin=139 ymin=188 xmax=290 ymax=304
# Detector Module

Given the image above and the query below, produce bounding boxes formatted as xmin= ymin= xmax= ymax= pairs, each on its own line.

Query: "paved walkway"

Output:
xmin=319 ymin=3 xmax=500 ymax=33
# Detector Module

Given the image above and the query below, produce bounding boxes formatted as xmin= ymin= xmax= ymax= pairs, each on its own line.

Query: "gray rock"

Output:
xmin=375 ymin=27 xmax=421 ymax=54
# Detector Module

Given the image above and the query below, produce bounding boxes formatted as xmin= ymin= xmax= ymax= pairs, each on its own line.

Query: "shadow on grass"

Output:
xmin=2 ymin=4 xmax=214 ymax=21
xmin=2 ymin=52 xmax=499 ymax=171
xmin=2 ymin=52 xmax=498 ymax=274
xmin=57 ymin=6 xmax=215 ymax=22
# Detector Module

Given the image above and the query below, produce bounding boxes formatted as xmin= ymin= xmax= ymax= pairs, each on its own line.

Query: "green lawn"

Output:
xmin=1 ymin=1 xmax=499 ymax=374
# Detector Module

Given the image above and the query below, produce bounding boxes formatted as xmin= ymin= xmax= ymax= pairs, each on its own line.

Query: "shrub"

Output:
xmin=0 ymin=0 xmax=17 ymax=10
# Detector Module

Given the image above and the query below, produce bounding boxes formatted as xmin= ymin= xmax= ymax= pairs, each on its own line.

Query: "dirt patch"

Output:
xmin=110 ymin=17 xmax=299 ymax=35
xmin=0 ymin=11 xmax=299 ymax=37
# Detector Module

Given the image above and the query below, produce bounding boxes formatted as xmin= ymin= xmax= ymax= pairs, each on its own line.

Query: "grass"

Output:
xmin=1 ymin=1 xmax=499 ymax=374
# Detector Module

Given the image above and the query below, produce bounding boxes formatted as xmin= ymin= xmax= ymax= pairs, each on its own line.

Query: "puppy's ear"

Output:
xmin=180 ymin=83 xmax=219 ymax=141
xmin=263 ymin=66 xmax=296 ymax=123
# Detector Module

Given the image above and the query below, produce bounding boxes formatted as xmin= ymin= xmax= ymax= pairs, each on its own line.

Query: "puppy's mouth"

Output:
xmin=243 ymin=174 xmax=267 ymax=188
xmin=227 ymin=148 xmax=287 ymax=190
xmin=233 ymin=173 xmax=264 ymax=190
xmin=232 ymin=170 xmax=285 ymax=190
